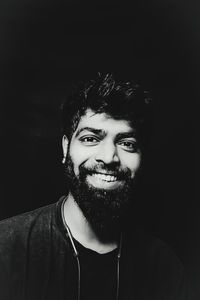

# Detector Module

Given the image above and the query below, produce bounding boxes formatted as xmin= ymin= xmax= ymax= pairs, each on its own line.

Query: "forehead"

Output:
xmin=75 ymin=109 xmax=134 ymax=135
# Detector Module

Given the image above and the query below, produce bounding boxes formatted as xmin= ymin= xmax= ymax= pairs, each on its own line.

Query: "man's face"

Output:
xmin=63 ymin=109 xmax=141 ymax=237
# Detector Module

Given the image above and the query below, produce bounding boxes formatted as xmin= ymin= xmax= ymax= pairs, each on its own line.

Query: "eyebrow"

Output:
xmin=116 ymin=132 xmax=137 ymax=140
xmin=75 ymin=127 xmax=136 ymax=139
xmin=75 ymin=127 xmax=105 ymax=137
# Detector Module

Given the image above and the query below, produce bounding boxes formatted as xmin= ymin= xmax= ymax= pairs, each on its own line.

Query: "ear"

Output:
xmin=62 ymin=135 xmax=69 ymax=163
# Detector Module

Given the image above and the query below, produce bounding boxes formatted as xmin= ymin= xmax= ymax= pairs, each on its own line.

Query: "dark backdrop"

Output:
xmin=0 ymin=0 xmax=198 ymax=296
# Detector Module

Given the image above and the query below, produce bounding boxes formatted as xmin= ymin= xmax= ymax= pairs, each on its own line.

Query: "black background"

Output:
xmin=0 ymin=0 xmax=198 ymax=296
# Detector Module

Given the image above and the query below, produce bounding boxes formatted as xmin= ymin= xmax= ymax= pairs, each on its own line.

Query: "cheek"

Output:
xmin=120 ymin=153 xmax=141 ymax=176
xmin=133 ymin=155 xmax=141 ymax=170
xmin=69 ymin=144 xmax=96 ymax=175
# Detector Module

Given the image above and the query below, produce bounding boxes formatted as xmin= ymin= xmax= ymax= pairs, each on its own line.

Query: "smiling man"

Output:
xmin=62 ymin=108 xmax=141 ymax=249
xmin=0 ymin=73 xmax=189 ymax=300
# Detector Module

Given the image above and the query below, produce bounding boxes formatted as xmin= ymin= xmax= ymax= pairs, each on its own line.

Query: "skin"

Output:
xmin=62 ymin=109 xmax=141 ymax=253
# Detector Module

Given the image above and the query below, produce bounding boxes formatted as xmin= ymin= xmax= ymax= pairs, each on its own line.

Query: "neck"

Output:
xmin=63 ymin=193 xmax=118 ymax=254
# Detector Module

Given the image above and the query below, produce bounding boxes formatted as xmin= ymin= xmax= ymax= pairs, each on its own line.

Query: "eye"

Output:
xmin=79 ymin=136 xmax=100 ymax=145
xmin=117 ymin=140 xmax=138 ymax=152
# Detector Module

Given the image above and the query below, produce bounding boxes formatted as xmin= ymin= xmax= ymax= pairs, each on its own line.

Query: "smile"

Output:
xmin=86 ymin=172 xmax=124 ymax=190
xmin=92 ymin=173 xmax=117 ymax=182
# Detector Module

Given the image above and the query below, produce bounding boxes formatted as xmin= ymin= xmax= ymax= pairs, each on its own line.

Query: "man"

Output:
xmin=0 ymin=73 xmax=188 ymax=299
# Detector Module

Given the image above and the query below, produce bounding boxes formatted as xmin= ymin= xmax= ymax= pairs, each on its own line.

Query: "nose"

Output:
xmin=95 ymin=140 xmax=120 ymax=165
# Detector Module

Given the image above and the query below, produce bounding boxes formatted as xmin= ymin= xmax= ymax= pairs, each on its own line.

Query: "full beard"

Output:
xmin=64 ymin=154 xmax=137 ymax=242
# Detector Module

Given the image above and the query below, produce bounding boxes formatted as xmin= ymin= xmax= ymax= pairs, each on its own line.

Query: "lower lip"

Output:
xmin=86 ymin=174 xmax=124 ymax=190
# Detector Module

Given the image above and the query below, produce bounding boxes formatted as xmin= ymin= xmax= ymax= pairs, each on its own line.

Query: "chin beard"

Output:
xmin=64 ymin=154 xmax=137 ymax=242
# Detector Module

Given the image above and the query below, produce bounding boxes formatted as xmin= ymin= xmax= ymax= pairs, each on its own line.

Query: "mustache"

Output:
xmin=79 ymin=164 xmax=132 ymax=180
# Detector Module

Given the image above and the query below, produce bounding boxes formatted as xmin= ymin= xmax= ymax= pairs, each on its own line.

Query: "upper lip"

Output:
xmin=93 ymin=171 xmax=117 ymax=176
xmin=87 ymin=169 xmax=123 ymax=178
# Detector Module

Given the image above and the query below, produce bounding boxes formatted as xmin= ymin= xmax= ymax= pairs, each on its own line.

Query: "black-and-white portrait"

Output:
xmin=0 ymin=1 xmax=198 ymax=299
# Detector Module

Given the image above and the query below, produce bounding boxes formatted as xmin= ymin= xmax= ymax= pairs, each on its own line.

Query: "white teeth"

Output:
xmin=93 ymin=173 xmax=117 ymax=182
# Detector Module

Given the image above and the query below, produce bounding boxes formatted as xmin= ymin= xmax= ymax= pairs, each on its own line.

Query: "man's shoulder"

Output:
xmin=0 ymin=202 xmax=54 ymax=228
xmin=124 ymin=229 xmax=183 ymax=272
xmin=122 ymin=230 xmax=190 ymax=299
xmin=126 ymin=229 xmax=177 ymax=253
xmin=0 ymin=200 xmax=61 ymax=248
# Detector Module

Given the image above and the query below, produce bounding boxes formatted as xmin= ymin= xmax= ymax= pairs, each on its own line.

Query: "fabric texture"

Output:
xmin=0 ymin=196 xmax=189 ymax=300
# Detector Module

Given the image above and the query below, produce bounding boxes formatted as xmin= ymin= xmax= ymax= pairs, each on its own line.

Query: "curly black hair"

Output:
xmin=61 ymin=73 xmax=153 ymax=148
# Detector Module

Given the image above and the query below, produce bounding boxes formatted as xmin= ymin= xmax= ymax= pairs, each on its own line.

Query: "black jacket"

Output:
xmin=0 ymin=197 xmax=189 ymax=300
